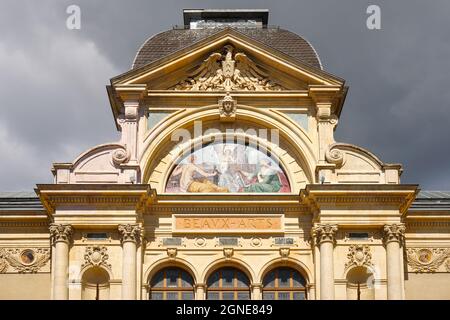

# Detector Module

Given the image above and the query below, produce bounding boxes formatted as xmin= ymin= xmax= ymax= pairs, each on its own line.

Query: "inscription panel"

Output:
xmin=173 ymin=214 xmax=283 ymax=234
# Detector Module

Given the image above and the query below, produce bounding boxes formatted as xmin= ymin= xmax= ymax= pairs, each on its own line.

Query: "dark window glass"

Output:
xmin=149 ymin=268 xmax=194 ymax=300
xmin=262 ymin=267 xmax=307 ymax=300
xmin=206 ymin=267 xmax=250 ymax=301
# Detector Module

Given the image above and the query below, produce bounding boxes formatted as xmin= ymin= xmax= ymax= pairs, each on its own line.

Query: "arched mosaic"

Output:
xmin=165 ymin=142 xmax=291 ymax=193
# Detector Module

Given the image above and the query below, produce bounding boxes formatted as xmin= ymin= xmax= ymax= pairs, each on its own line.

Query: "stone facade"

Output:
xmin=0 ymin=9 xmax=449 ymax=300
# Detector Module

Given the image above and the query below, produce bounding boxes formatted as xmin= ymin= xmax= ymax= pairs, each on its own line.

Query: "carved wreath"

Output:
xmin=0 ymin=248 xmax=50 ymax=273
xmin=406 ymin=248 xmax=450 ymax=273
xmin=172 ymin=45 xmax=285 ymax=91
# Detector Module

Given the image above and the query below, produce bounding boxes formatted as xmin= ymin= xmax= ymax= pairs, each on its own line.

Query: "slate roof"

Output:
xmin=132 ymin=27 xmax=323 ymax=70
xmin=0 ymin=192 xmax=44 ymax=211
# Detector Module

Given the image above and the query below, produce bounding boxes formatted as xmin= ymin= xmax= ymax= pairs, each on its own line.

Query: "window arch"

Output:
xmin=206 ymin=267 xmax=250 ymax=300
xmin=149 ymin=267 xmax=195 ymax=300
xmin=262 ymin=267 xmax=307 ymax=300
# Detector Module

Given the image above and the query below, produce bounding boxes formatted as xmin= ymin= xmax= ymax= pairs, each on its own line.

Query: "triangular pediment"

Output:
xmin=111 ymin=29 xmax=344 ymax=91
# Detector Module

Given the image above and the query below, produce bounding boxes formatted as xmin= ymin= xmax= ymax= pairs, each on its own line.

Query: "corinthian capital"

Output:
xmin=383 ymin=223 xmax=406 ymax=244
xmin=49 ymin=223 xmax=73 ymax=244
xmin=312 ymin=224 xmax=338 ymax=245
xmin=118 ymin=224 xmax=142 ymax=244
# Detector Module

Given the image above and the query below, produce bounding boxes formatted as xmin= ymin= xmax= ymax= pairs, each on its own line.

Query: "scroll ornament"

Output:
xmin=172 ymin=45 xmax=285 ymax=91
xmin=406 ymin=248 xmax=450 ymax=273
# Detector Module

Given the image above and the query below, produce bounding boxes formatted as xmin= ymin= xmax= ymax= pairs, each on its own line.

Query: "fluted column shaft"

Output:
xmin=384 ymin=224 xmax=405 ymax=300
xmin=118 ymin=224 xmax=141 ymax=300
xmin=312 ymin=224 xmax=338 ymax=300
xmin=49 ymin=224 xmax=73 ymax=300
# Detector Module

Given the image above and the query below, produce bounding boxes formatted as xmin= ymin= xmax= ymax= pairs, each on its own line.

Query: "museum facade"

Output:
xmin=1 ymin=9 xmax=449 ymax=300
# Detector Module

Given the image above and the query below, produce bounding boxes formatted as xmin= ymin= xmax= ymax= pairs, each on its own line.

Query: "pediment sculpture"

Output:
xmin=172 ymin=45 xmax=286 ymax=91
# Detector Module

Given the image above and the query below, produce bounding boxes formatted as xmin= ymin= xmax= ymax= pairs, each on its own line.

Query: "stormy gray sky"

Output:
xmin=1 ymin=0 xmax=449 ymax=191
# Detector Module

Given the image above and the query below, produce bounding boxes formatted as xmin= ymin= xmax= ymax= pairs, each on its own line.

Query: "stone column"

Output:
xmin=383 ymin=223 xmax=405 ymax=300
xmin=118 ymin=224 xmax=142 ymax=300
xmin=251 ymin=283 xmax=263 ymax=300
xmin=195 ymin=284 xmax=206 ymax=300
xmin=312 ymin=224 xmax=338 ymax=300
xmin=49 ymin=223 xmax=73 ymax=300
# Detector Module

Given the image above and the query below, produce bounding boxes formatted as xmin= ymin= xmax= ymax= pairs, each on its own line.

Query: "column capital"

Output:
xmin=49 ymin=223 xmax=73 ymax=244
xmin=312 ymin=223 xmax=338 ymax=245
xmin=118 ymin=224 xmax=142 ymax=244
xmin=383 ymin=223 xmax=406 ymax=245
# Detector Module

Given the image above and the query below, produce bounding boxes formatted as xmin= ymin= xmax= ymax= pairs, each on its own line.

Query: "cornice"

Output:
xmin=35 ymin=184 xmax=155 ymax=214
xmin=300 ymin=184 xmax=418 ymax=213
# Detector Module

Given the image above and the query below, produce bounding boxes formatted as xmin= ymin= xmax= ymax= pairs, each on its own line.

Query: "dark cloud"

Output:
xmin=1 ymin=0 xmax=449 ymax=190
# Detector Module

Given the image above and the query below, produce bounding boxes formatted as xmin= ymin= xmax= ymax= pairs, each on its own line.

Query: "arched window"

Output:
xmin=149 ymin=267 xmax=194 ymax=300
xmin=262 ymin=267 xmax=307 ymax=300
xmin=206 ymin=267 xmax=250 ymax=300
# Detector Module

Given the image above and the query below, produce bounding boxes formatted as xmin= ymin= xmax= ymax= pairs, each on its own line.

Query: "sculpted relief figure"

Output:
xmin=172 ymin=45 xmax=285 ymax=91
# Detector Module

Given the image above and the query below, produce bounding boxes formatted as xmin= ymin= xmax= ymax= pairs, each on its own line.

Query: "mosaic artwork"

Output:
xmin=165 ymin=143 xmax=291 ymax=193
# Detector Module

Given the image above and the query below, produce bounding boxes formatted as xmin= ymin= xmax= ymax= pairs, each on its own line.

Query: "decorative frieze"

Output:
xmin=345 ymin=245 xmax=373 ymax=271
xmin=49 ymin=223 xmax=73 ymax=244
xmin=406 ymin=248 xmax=450 ymax=273
xmin=81 ymin=246 xmax=111 ymax=270
xmin=118 ymin=224 xmax=142 ymax=244
xmin=0 ymin=248 xmax=50 ymax=273
xmin=383 ymin=223 xmax=405 ymax=245
xmin=312 ymin=224 xmax=338 ymax=245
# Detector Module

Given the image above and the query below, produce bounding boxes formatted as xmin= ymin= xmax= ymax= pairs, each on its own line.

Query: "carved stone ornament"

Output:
xmin=0 ymin=248 xmax=50 ymax=273
xmin=172 ymin=45 xmax=285 ymax=91
xmin=325 ymin=147 xmax=345 ymax=167
xmin=112 ymin=147 xmax=130 ymax=166
xmin=345 ymin=245 xmax=373 ymax=271
xmin=406 ymin=248 xmax=450 ymax=273
xmin=223 ymin=248 xmax=234 ymax=260
xmin=49 ymin=224 xmax=73 ymax=244
xmin=383 ymin=224 xmax=406 ymax=245
xmin=279 ymin=248 xmax=290 ymax=260
xmin=81 ymin=246 xmax=111 ymax=270
xmin=167 ymin=248 xmax=177 ymax=259
xmin=118 ymin=224 xmax=142 ymax=244
xmin=312 ymin=224 xmax=338 ymax=245
xmin=0 ymin=248 xmax=8 ymax=273
xmin=218 ymin=93 xmax=237 ymax=120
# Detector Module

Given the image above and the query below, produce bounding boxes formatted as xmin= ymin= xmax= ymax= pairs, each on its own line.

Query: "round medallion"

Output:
xmin=250 ymin=237 xmax=262 ymax=247
xmin=20 ymin=249 xmax=35 ymax=265
xmin=418 ymin=249 xmax=433 ymax=264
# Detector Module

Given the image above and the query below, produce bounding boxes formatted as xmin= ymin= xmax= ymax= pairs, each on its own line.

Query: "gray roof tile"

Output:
xmin=132 ymin=27 xmax=322 ymax=70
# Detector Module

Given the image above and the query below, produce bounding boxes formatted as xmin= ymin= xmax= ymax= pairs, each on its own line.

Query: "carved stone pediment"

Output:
xmin=171 ymin=45 xmax=286 ymax=91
